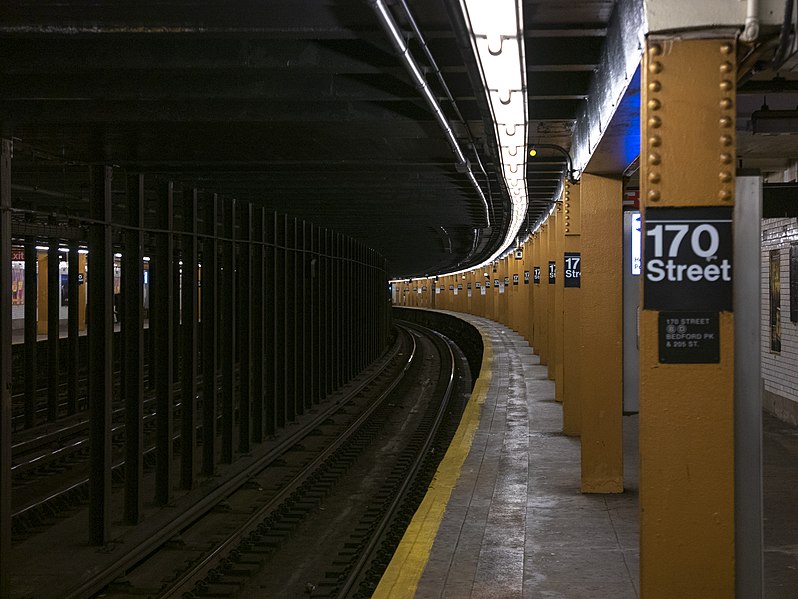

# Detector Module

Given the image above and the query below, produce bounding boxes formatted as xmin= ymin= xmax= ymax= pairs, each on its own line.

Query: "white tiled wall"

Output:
xmin=761 ymin=217 xmax=798 ymax=423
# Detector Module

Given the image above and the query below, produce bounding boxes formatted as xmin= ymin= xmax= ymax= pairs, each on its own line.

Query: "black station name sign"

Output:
xmin=512 ymin=273 xmax=519 ymax=285
xmin=533 ymin=266 xmax=541 ymax=284
xmin=548 ymin=261 xmax=556 ymax=284
xmin=563 ymin=252 xmax=581 ymax=288
xmin=644 ymin=206 xmax=733 ymax=311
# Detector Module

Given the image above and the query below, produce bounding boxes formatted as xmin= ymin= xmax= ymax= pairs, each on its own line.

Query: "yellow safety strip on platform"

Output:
xmin=372 ymin=325 xmax=493 ymax=599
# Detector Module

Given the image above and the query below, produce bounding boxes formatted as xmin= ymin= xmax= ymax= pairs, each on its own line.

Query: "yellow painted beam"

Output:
xmin=546 ymin=212 xmax=558 ymax=380
xmin=536 ymin=225 xmax=548 ymax=364
xmin=562 ymin=181 xmax=582 ymax=436
xmin=639 ymin=36 xmax=736 ymax=597
xmin=554 ymin=203 xmax=565 ymax=401
xmin=579 ymin=173 xmax=623 ymax=493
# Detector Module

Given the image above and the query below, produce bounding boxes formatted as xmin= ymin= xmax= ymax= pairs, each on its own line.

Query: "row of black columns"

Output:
xmin=0 ymin=151 xmax=390 ymax=597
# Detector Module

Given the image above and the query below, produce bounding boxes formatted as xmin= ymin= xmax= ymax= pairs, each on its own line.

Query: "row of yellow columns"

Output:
xmin=393 ymin=175 xmax=624 ymax=495
xmin=393 ymin=35 xmax=737 ymax=597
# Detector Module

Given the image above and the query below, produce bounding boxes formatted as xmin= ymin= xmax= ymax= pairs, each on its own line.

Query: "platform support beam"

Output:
xmin=88 ymin=165 xmax=114 ymax=543
xmin=123 ymin=174 xmax=144 ymax=522
xmin=562 ymin=181 xmax=582 ymax=436
xmin=579 ymin=173 xmax=623 ymax=493
xmin=154 ymin=180 xmax=175 ymax=504
xmin=639 ymin=35 xmax=736 ymax=597
xmin=181 ymin=188 xmax=198 ymax=487
xmin=0 ymin=138 xmax=13 ymax=599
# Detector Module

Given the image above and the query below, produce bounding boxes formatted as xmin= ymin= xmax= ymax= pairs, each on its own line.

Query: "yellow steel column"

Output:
xmin=562 ymin=181 xmax=582 ymax=436
xmin=36 ymin=252 xmax=47 ymax=335
xmin=536 ymin=224 xmax=548 ymax=364
xmin=554 ymin=203 xmax=565 ymax=402
xmin=501 ymin=257 xmax=510 ymax=325
xmin=639 ymin=36 xmax=736 ymax=597
xmin=579 ymin=173 xmax=623 ymax=493
xmin=546 ymin=211 xmax=558 ymax=380
xmin=528 ymin=233 xmax=538 ymax=349
xmin=78 ymin=253 xmax=87 ymax=331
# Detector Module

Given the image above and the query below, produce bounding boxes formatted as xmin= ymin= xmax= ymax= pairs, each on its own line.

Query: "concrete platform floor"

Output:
xmin=390 ymin=314 xmax=797 ymax=598
xmin=414 ymin=318 xmax=639 ymax=598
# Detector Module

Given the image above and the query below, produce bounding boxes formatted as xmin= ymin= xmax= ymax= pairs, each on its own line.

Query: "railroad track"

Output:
xmin=90 ymin=321 xmax=471 ymax=599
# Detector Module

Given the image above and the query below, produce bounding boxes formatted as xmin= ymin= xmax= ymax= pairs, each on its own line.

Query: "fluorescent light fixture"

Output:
xmin=460 ymin=0 xmax=527 ymax=265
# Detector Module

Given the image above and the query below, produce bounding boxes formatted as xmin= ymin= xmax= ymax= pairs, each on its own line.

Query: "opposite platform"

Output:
xmin=376 ymin=313 xmax=640 ymax=599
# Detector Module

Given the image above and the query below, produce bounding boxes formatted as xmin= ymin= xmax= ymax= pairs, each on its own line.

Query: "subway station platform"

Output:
xmin=376 ymin=311 xmax=798 ymax=598
xmin=377 ymin=313 xmax=640 ymax=598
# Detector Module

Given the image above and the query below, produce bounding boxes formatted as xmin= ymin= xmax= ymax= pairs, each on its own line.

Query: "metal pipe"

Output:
xmin=740 ymin=0 xmax=760 ymax=43
xmin=368 ymin=0 xmax=491 ymax=228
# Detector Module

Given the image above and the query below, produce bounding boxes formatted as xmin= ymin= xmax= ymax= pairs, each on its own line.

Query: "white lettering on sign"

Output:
xmin=645 ymin=220 xmax=731 ymax=283
xmin=564 ymin=255 xmax=580 ymax=276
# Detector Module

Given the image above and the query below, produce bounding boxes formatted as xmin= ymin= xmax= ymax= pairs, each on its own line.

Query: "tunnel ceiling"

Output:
xmin=0 ymin=1 xmax=614 ymax=278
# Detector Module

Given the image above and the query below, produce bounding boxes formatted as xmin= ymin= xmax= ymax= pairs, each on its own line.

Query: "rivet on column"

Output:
xmin=648 ymin=190 xmax=661 ymax=202
xmin=648 ymin=152 xmax=661 ymax=165
xmin=649 ymin=135 xmax=662 ymax=147
xmin=649 ymin=116 xmax=662 ymax=128
xmin=648 ymin=172 xmax=661 ymax=184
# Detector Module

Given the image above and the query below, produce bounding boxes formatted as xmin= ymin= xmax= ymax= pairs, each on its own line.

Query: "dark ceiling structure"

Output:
xmin=0 ymin=0 xmax=620 ymax=278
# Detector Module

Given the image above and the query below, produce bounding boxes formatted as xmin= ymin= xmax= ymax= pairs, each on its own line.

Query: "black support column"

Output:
xmin=181 ymin=188 xmax=198 ymax=489
xmin=264 ymin=213 xmax=276 ymax=435
xmin=1 ymin=138 xmax=13 ymax=599
xmin=23 ymin=240 xmax=37 ymax=428
xmin=237 ymin=202 xmax=251 ymax=454
xmin=88 ymin=165 xmax=113 ymax=545
xmin=201 ymin=194 xmax=218 ymax=476
xmin=123 ymin=174 xmax=144 ymax=523
xmin=67 ymin=240 xmax=79 ymax=416
xmin=274 ymin=214 xmax=286 ymax=428
xmin=220 ymin=198 xmax=236 ymax=463
xmin=251 ymin=207 xmax=265 ymax=444
xmin=154 ymin=181 xmax=175 ymax=506
xmin=47 ymin=243 xmax=59 ymax=422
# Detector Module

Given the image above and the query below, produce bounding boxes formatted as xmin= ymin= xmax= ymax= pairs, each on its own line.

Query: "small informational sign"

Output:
xmin=476 ymin=281 xmax=481 ymax=288
xmin=457 ymin=283 xmax=463 ymax=290
xmin=77 ymin=273 xmax=85 ymax=284
xmin=467 ymin=282 xmax=472 ymax=289
xmin=435 ymin=287 xmax=441 ymax=295
xmin=533 ymin=266 xmax=541 ymax=284
xmin=416 ymin=287 xmax=421 ymax=294
xmin=499 ymin=283 xmax=505 ymax=294
xmin=504 ymin=276 xmax=509 ymax=286
xmin=481 ymin=287 xmax=486 ymax=295
xmin=515 ymin=249 xmax=523 ymax=260
xmin=512 ymin=273 xmax=519 ymax=286
xmin=494 ymin=278 xmax=499 ymax=288
xmin=449 ymin=285 xmax=454 ymax=291
xmin=631 ymin=211 xmax=642 ymax=275
xmin=564 ymin=252 xmax=581 ymax=288
xmin=422 ymin=286 xmax=427 ymax=292
xmin=548 ymin=261 xmax=556 ymax=284
xmin=658 ymin=311 xmax=720 ymax=363
xmin=644 ymin=206 xmax=733 ymax=311
xmin=524 ymin=270 xmax=530 ymax=284
xmin=485 ymin=280 xmax=491 ymax=288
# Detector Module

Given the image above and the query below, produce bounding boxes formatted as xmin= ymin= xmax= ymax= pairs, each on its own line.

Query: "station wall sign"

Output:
xmin=512 ymin=273 xmax=519 ymax=285
xmin=548 ymin=261 xmax=556 ymax=284
xmin=524 ymin=270 xmax=530 ymax=284
xmin=457 ymin=283 xmax=463 ymax=290
xmin=564 ymin=252 xmax=581 ymax=288
xmin=533 ymin=266 xmax=541 ymax=284
xmin=449 ymin=285 xmax=454 ymax=291
xmin=643 ymin=206 xmax=733 ymax=311
xmin=504 ymin=276 xmax=509 ymax=286
xmin=494 ymin=278 xmax=499 ymax=288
